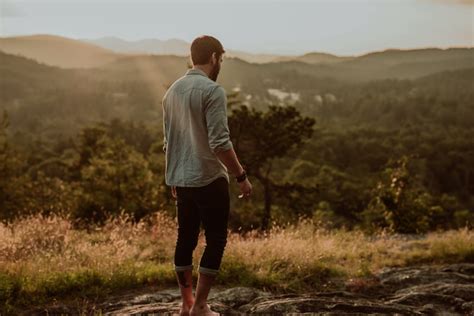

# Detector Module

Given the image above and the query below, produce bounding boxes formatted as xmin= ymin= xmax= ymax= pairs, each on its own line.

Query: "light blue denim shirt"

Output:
xmin=162 ymin=68 xmax=233 ymax=187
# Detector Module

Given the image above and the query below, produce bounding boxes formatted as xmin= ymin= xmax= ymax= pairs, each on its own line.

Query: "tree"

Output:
xmin=228 ymin=100 xmax=316 ymax=230
xmin=367 ymin=155 xmax=445 ymax=234
xmin=0 ymin=110 xmax=10 ymax=211
xmin=0 ymin=110 xmax=30 ymax=222
xmin=76 ymin=133 xmax=159 ymax=224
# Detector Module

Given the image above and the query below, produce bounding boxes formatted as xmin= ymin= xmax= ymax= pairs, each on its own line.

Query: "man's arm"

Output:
xmin=204 ymin=85 xmax=252 ymax=196
xmin=204 ymin=85 xmax=245 ymax=177
xmin=162 ymin=95 xmax=167 ymax=154
xmin=215 ymin=147 xmax=245 ymax=178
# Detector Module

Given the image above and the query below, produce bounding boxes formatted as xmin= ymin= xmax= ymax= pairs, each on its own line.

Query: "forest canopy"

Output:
xmin=0 ymin=50 xmax=473 ymax=233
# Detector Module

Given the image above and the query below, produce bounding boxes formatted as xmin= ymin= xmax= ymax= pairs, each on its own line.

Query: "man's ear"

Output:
xmin=211 ymin=52 xmax=217 ymax=65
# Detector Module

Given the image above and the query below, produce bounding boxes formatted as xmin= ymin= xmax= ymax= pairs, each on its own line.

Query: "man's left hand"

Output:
xmin=171 ymin=186 xmax=177 ymax=199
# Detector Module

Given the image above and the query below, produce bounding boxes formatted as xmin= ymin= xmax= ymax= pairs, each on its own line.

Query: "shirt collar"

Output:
xmin=185 ymin=68 xmax=209 ymax=78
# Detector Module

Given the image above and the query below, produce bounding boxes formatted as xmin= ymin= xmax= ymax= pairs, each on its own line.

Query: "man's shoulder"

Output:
xmin=193 ymin=75 xmax=222 ymax=94
xmin=163 ymin=77 xmax=180 ymax=101
xmin=207 ymin=84 xmax=226 ymax=99
xmin=163 ymin=73 xmax=225 ymax=104
xmin=202 ymin=80 xmax=225 ymax=98
xmin=166 ymin=75 xmax=187 ymax=93
xmin=168 ymin=74 xmax=220 ymax=94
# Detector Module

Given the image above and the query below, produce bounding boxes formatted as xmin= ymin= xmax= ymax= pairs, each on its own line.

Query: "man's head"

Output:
xmin=190 ymin=35 xmax=225 ymax=82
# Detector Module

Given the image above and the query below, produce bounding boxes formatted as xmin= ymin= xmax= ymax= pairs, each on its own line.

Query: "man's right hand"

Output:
xmin=213 ymin=147 xmax=253 ymax=198
xmin=238 ymin=178 xmax=252 ymax=198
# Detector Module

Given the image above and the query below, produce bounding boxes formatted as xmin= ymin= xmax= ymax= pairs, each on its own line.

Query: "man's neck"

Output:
xmin=193 ymin=65 xmax=211 ymax=78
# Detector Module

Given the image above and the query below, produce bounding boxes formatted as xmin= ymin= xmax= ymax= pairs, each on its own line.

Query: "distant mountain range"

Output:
xmin=0 ymin=34 xmax=472 ymax=85
xmin=80 ymin=36 xmax=352 ymax=64
xmin=0 ymin=34 xmax=349 ymax=66
xmin=1 ymin=42 xmax=473 ymax=140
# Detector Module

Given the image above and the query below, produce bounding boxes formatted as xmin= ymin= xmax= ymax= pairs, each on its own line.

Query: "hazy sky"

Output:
xmin=1 ymin=0 xmax=473 ymax=56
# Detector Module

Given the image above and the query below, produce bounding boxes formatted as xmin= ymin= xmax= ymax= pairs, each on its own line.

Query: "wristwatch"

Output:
xmin=235 ymin=170 xmax=247 ymax=183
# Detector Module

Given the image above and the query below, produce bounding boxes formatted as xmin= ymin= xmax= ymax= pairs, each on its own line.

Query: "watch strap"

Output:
xmin=236 ymin=170 xmax=247 ymax=183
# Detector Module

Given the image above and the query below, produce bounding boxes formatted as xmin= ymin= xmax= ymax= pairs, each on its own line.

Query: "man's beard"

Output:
xmin=209 ymin=62 xmax=220 ymax=82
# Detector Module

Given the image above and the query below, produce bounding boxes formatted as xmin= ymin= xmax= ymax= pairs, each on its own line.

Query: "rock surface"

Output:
xmin=28 ymin=263 xmax=474 ymax=315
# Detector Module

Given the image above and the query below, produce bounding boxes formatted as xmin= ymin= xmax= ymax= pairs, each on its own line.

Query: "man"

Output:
xmin=162 ymin=35 xmax=252 ymax=316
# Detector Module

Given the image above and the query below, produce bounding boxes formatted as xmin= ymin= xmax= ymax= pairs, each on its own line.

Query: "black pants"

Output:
xmin=174 ymin=176 xmax=230 ymax=276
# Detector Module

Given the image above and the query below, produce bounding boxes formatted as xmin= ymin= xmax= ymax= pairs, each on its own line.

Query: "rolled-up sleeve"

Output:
xmin=204 ymin=85 xmax=233 ymax=154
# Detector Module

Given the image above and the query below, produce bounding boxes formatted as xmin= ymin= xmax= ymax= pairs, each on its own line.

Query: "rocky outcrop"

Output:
xmin=28 ymin=263 xmax=474 ymax=315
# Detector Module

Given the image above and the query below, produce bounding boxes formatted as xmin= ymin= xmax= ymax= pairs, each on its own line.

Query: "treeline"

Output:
xmin=1 ymin=102 xmax=472 ymax=233
xmin=279 ymin=125 xmax=474 ymax=233
xmin=0 ymin=50 xmax=473 ymax=233
xmin=0 ymin=114 xmax=170 ymax=225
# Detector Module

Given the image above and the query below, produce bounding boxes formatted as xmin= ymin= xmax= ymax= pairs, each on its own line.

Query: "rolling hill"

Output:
xmin=82 ymin=36 xmax=305 ymax=64
xmin=1 ymin=48 xmax=473 ymax=142
xmin=0 ymin=34 xmax=120 ymax=69
xmin=271 ymin=52 xmax=353 ymax=64
xmin=1 ymin=35 xmax=471 ymax=85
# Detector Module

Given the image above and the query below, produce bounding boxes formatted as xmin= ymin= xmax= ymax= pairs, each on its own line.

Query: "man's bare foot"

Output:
xmin=178 ymin=301 xmax=192 ymax=316
xmin=189 ymin=303 xmax=219 ymax=316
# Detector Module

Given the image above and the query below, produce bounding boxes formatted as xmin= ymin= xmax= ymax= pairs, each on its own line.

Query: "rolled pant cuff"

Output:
xmin=199 ymin=266 xmax=219 ymax=276
xmin=175 ymin=264 xmax=193 ymax=272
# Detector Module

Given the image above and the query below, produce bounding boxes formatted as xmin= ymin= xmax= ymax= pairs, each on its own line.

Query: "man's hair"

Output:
xmin=190 ymin=35 xmax=225 ymax=65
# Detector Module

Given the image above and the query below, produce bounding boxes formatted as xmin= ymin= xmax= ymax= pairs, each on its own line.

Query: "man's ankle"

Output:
xmin=191 ymin=302 xmax=207 ymax=309
xmin=183 ymin=299 xmax=195 ymax=307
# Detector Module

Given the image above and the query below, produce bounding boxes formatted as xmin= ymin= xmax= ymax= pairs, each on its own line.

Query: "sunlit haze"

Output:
xmin=1 ymin=0 xmax=473 ymax=56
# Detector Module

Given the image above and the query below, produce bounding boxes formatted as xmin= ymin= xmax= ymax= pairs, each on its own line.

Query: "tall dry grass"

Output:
xmin=221 ymin=218 xmax=473 ymax=291
xmin=0 ymin=211 xmax=472 ymax=312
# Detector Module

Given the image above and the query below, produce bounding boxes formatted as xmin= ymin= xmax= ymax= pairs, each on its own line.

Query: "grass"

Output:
xmin=0 ymin=212 xmax=472 ymax=314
